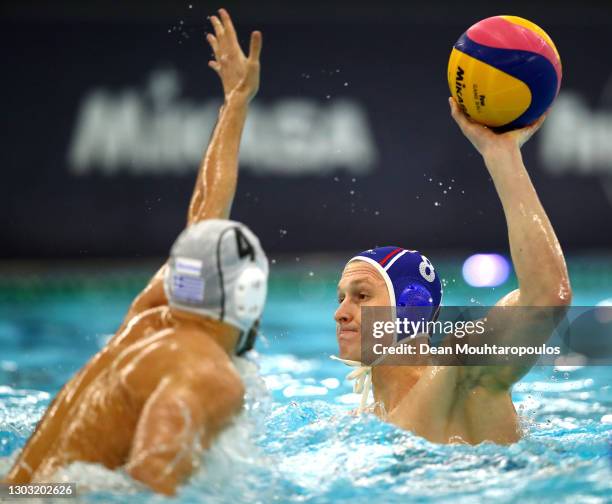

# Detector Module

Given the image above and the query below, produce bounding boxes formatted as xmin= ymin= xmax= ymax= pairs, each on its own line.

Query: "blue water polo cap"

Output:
xmin=348 ymin=247 xmax=443 ymax=320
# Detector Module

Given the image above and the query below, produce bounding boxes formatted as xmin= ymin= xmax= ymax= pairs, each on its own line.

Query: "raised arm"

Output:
xmin=120 ymin=9 xmax=262 ymax=326
xmin=448 ymin=97 xmax=572 ymax=388
xmin=188 ymin=8 xmax=262 ymax=224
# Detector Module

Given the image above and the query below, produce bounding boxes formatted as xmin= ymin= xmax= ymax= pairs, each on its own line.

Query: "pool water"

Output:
xmin=1 ymin=256 xmax=611 ymax=503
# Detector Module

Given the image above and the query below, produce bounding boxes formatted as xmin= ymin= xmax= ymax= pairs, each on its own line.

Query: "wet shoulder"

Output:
xmin=111 ymin=322 xmax=235 ymax=402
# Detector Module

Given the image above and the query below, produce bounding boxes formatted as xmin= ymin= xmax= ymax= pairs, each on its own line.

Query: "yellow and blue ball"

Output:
xmin=448 ymin=15 xmax=562 ymax=131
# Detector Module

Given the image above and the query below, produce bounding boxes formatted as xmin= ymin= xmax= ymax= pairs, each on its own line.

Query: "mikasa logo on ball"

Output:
xmin=454 ymin=66 xmax=469 ymax=116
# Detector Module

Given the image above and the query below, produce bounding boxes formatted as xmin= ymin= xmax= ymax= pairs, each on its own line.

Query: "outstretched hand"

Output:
xmin=448 ymin=97 xmax=546 ymax=158
xmin=206 ymin=8 xmax=262 ymax=102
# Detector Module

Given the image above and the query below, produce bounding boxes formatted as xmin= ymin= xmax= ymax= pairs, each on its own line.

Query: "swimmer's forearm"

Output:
xmin=483 ymin=147 xmax=571 ymax=305
xmin=187 ymin=94 xmax=249 ymax=224
xmin=122 ymin=98 xmax=250 ymax=340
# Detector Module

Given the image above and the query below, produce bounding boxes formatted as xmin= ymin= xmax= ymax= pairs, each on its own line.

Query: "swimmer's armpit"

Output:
xmin=450 ymin=95 xmax=571 ymax=390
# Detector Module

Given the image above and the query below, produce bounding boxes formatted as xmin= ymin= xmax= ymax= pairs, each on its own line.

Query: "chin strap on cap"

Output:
xmin=330 ymin=355 xmax=372 ymax=414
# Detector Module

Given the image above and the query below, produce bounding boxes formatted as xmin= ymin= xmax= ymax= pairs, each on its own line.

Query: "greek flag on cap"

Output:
xmin=164 ymin=219 xmax=269 ymax=355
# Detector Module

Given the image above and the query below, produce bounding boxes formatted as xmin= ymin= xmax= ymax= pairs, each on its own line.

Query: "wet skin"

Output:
xmin=6 ymin=304 xmax=244 ymax=493
xmin=335 ymin=261 xmax=524 ymax=444
xmin=4 ymin=8 xmax=264 ymax=495
xmin=333 ymin=99 xmax=572 ymax=444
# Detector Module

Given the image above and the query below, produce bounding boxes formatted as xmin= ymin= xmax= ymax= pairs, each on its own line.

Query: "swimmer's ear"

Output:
xmin=248 ymin=31 xmax=262 ymax=62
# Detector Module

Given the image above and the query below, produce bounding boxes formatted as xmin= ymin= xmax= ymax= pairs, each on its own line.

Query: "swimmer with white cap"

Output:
xmin=333 ymin=98 xmax=572 ymax=444
xmin=5 ymin=9 xmax=265 ymax=495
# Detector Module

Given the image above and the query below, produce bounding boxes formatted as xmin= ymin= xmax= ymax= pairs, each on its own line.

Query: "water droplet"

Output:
xmin=189 ymin=4 xmax=193 ymax=8
xmin=279 ymin=229 xmax=288 ymax=237
xmin=325 ymin=94 xmax=331 ymax=99
xmin=343 ymin=82 xmax=349 ymax=87
xmin=351 ymin=177 xmax=356 ymax=182
xmin=443 ymin=190 xmax=447 ymax=194
xmin=333 ymin=176 xmax=339 ymax=182
xmin=451 ymin=178 xmax=455 ymax=183
xmin=461 ymin=190 xmax=465 ymax=194
xmin=271 ymin=259 xmax=276 ymax=264
xmin=428 ymin=178 xmax=432 ymax=182
xmin=438 ymin=182 xmax=443 ymax=186
xmin=295 ymin=257 xmax=301 ymax=262
xmin=470 ymin=297 xmax=476 ymax=303
xmin=349 ymin=190 xmax=355 ymax=195
xmin=309 ymin=271 xmax=314 ymax=277
xmin=374 ymin=210 xmax=380 ymax=216
xmin=434 ymin=201 xmax=441 ymax=207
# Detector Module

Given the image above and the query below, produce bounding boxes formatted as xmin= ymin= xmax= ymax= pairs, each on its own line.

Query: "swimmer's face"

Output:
xmin=334 ymin=261 xmax=391 ymax=361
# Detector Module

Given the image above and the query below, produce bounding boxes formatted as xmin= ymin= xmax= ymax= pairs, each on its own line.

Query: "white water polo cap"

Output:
xmin=164 ymin=219 xmax=269 ymax=355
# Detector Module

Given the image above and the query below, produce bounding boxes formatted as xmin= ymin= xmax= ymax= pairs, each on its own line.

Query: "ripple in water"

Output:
xmin=1 ymin=360 xmax=610 ymax=503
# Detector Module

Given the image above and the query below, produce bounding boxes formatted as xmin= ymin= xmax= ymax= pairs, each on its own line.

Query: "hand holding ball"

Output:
xmin=448 ymin=16 xmax=561 ymax=131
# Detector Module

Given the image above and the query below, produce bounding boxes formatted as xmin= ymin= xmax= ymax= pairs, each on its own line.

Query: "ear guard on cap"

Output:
xmin=348 ymin=246 xmax=443 ymax=339
xmin=164 ymin=219 xmax=269 ymax=356
xmin=233 ymin=267 xmax=267 ymax=323
xmin=232 ymin=266 xmax=267 ymax=355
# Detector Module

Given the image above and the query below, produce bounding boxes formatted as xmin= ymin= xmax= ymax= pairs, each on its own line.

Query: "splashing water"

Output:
xmin=1 ymin=267 xmax=611 ymax=503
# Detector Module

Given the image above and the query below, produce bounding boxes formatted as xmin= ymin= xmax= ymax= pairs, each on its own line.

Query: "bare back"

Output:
xmin=7 ymin=306 xmax=242 ymax=483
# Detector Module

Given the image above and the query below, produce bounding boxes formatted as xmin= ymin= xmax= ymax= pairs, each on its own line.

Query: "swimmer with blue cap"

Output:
xmin=5 ymin=10 xmax=265 ymax=495
xmin=333 ymin=98 xmax=572 ymax=445
xmin=333 ymin=247 xmax=442 ymax=411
